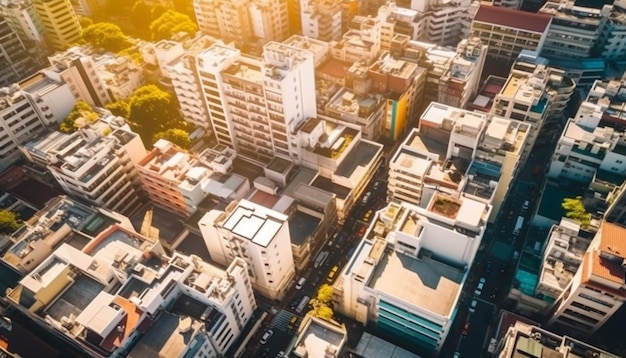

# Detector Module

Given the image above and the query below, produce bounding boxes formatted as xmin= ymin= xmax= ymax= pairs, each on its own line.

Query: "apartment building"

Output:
xmin=47 ymin=46 xmax=112 ymax=107
xmin=193 ymin=0 xmax=289 ymax=55
xmin=97 ymin=56 xmax=144 ymax=101
xmin=136 ymin=139 xmax=247 ymax=217
xmin=1 ymin=195 xmax=134 ymax=275
xmin=393 ymin=35 xmax=487 ymax=110
xmin=539 ymin=1 xmax=611 ymax=60
xmin=290 ymin=315 xmax=347 ymax=357
xmin=490 ymin=0 xmax=522 ymax=9
xmin=494 ymin=321 xmax=619 ymax=358
xmin=334 ymin=197 xmax=490 ymax=354
xmin=195 ymin=41 xmax=317 ymax=164
xmin=6 ymin=223 xmax=256 ymax=357
xmin=0 ymin=72 xmax=74 ymax=170
xmin=323 ymin=87 xmax=385 ymax=140
xmin=301 ymin=0 xmax=343 ymax=42
xmin=199 ymin=199 xmax=296 ymax=300
xmin=0 ymin=17 xmax=42 ymax=87
xmin=491 ymin=63 xmax=574 ymax=156
xmin=605 ymin=178 xmax=626 ymax=227
xmin=547 ymin=119 xmax=626 ymax=185
xmin=470 ymin=4 xmax=551 ymax=64
xmin=597 ymin=1 xmax=626 ymax=60
xmin=33 ymin=0 xmax=81 ymax=52
xmin=282 ymin=34 xmax=330 ymax=68
xmin=584 ymin=77 xmax=626 ymax=131
xmin=548 ymin=222 xmax=626 ymax=338
xmin=21 ymin=121 xmax=146 ymax=215
xmin=331 ymin=15 xmax=381 ymax=63
xmin=507 ymin=218 xmax=592 ymax=315
xmin=0 ymin=0 xmax=45 ymax=44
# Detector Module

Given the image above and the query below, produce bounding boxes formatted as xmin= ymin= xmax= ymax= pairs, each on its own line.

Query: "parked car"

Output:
xmin=260 ymin=329 xmax=273 ymax=344
xmin=469 ymin=299 xmax=477 ymax=314
xmin=474 ymin=281 xmax=484 ymax=296
xmin=361 ymin=191 xmax=372 ymax=205
xmin=461 ymin=321 xmax=470 ymax=335
xmin=295 ymin=277 xmax=306 ymax=290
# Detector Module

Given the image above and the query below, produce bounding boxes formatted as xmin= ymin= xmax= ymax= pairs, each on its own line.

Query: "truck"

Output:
xmin=513 ymin=216 xmax=524 ymax=236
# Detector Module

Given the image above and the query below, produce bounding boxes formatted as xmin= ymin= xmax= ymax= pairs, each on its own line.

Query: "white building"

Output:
xmin=47 ymin=46 xmax=112 ymax=107
xmin=0 ymin=0 xmax=46 ymax=44
xmin=199 ymin=199 xmax=296 ymax=300
xmin=301 ymin=0 xmax=343 ymax=42
xmin=6 ymin=223 xmax=256 ymax=358
xmin=334 ymin=197 xmax=490 ymax=354
xmin=548 ymin=221 xmax=626 ymax=338
xmin=330 ymin=15 xmax=381 ymax=63
xmin=0 ymin=72 xmax=74 ymax=170
xmin=97 ymin=55 xmax=145 ymax=101
xmin=194 ymin=41 xmax=317 ymax=164
xmin=547 ymin=119 xmax=626 ymax=184
xmin=290 ymin=315 xmax=347 ymax=358
xmin=21 ymin=119 xmax=147 ymax=215
xmin=597 ymin=0 xmax=626 ymax=60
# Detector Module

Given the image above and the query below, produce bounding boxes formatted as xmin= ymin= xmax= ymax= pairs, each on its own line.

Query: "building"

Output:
xmin=97 ymin=55 xmax=144 ymax=101
xmin=1 ymin=195 xmax=134 ymax=275
xmin=198 ymin=199 xmax=296 ymax=300
xmin=47 ymin=46 xmax=112 ymax=107
xmin=507 ymin=218 xmax=592 ymax=316
xmin=584 ymin=77 xmax=626 ymax=131
xmin=21 ymin=118 xmax=147 ymax=215
xmin=470 ymin=4 xmax=551 ymax=64
xmin=330 ymin=15 xmax=381 ymax=63
xmin=301 ymin=0 xmax=343 ymax=42
xmin=334 ymin=197 xmax=490 ymax=354
xmin=6 ymin=223 xmax=256 ymax=357
xmin=493 ymin=320 xmax=619 ymax=358
xmin=33 ymin=0 xmax=81 ymax=52
xmin=193 ymin=0 xmax=289 ymax=55
xmin=0 ymin=72 xmax=74 ymax=170
xmin=323 ymin=87 xmax=385 ymax=141
xmin=547 ymin=118 xmax=626 ymax=185
xmin=597 ymin=0 xmax=626 ymax=60
xmin=194 ymin=41 xmax=317 ymax=164
xmin=0 ymin=16 xmax=42 ymax=87
xmin=0 ymin=0 xmax=45 ymax=45
xmin=136 ymin=139 xmax=246 ymax=218
xmin=548 ymin=221 xmax=626 ymax=338
xmin=539 ymin=1 xmax=611 ymax=60
xmin=290 ymin=315 xmax=347 ymax=358
xmin=490 ymin=0 xmax=522 ymax=9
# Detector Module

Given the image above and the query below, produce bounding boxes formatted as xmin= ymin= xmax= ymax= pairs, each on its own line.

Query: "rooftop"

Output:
xmin=473 ymin=4 xmax=552 ymax=33
xmin=335 ymin=140 xmax=383 ymax=179
xmin=368 ymin=249 xmax=463 ymax=316
xmin=353 ymin=332 xmax=421 ymax=358
xmin=222 ymin=200 xmax=287 ymax=247
xmin=289 ymin=211 xmax=321 ymax=246
xmin=128 ymin=312 xmax=203 ymax=358
xmin=293 ymin=316 xmax=346 ymax=358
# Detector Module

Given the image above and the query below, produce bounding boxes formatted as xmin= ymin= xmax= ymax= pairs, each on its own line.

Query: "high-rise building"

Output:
xmin=0 ymin=72 xmax=74 ymax=170
xmin=596 ymin=0 xmax=626 ymax=60
xmin=301 ymin=0 xmax=343 ymax=42
xmin=194 ymin=0 xmax=289 ymax=55
xmin=470 ymin=4 xmax=551 ymax=64
xmin=199 ymin=199 xmax=296 ymax=300
xmin=0 ymin=0 xmax=45 ymax=45
xmin=548 ymin=221 xmax=626 ymax=338
xmin=0 ymin=16 xmax=42 ymax=87
xmin=490 ymin=0 xmax=522 ymax=9
xmin=47 ymin=46 xmax=112 ymax=107
xmin=194 ymin=41 xmax=316 ymax=164
xmin=33 ymin=0 xmax=81 ymax=52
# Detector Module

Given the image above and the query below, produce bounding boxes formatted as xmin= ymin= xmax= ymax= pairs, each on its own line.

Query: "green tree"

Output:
xmin=59 ymin=101 xmax=98 ymax=133
xmin=106 ymin=100 xmax=129 ymax=118
xmin=149 ymin=10 xmax=197 ymax=41
xmin=316 ymin=284 xmax=333 ymax=305
xmin=562 ymin=196 xmax=591 ymax=229
xmin=83 ymin=22 xmax=132 ymax=53
xmin=153 ymin=128 xmax=191 ymax=149
xmin=0 ymin=210 xmax=21 ymax=235
xmin=128 ymin=85 xmax=181 ymax=137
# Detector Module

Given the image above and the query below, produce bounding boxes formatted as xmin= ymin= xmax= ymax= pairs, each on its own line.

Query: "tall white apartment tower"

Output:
xmin=195 ymin=42 xmax=316 ymax=164
xmin=198 ymin=199 xmax=296 ymax=300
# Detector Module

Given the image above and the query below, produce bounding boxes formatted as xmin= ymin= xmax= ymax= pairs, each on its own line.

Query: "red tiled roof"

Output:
xmin=474 ymin=4 xmax=552 ymax=33
xmin=599 ymin=221 xmax=626 ymax=258
xmin=101 ymin=297 xmax=143 ymax=352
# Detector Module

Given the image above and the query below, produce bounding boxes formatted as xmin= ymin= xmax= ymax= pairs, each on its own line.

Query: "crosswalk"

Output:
xmin=271 ymin=310 xmax=295 ymax=332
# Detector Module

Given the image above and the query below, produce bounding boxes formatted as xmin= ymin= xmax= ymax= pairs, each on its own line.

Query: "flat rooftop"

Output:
xmin=353 ymin=332 xmax=421 ymax=358
xmin=45 ymin=274 xmax=104 ymax=322
xmin=298 ymin=318 xmax=345 ymax=358
xmin=222 ymin=201 xmax=286 ymax=247
xmin=368 ymin=250 xmax=463 ymax=316
xmin=335 ymin=140 xmax=382 ymax=178
xmin=128 ymin=312 xmax=202 ymax=358
xmin=311 ymin=176 xmax=351 ymax=200
xmin=289 ymin=211 xmax=321 ymax=246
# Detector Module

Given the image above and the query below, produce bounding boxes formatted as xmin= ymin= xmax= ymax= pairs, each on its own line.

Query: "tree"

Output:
xmin=149 ymin=10 xmax=197 ymax=41
xmin=106 ymin=100 xmax=129 ymax=118
xmin=562 ymin=196 xmax=591 ymax=229
xmin=83 ymin=22 xmax=132 ymax=53
xmin=307 ymin=284 xmax=335 ymax=319
xmin=128 ymin=85 xmax=181 ymax=137
xmin=79 ymin=16 xmax=94 ymax=29
xmin=130 ymin=0 xmax=153 ymax=37
xmin=59 ymin=101 xmax=98 ymax=133
xmin=153 ymin=128 xmax=191 ymax=149
xmin=0 ymin=210 xmax=21 ymax=235
xmin=316 ymin=284 xmax=333 ymax=305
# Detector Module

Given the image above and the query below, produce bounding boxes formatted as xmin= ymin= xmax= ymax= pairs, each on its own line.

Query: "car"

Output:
xmin=288 ymin=315 xmax=298 ymax=329
xmin=361 ymin=191 xmax=372 ymax=205
xmin=486 ymin=261 xmax=492 ymax=273
xmin=513 ymin=251 xmax=520 ymax=260
xmin=295 ymin=277 xmax=306 ymax=290
xmin=453 ymin=352 xmax=461 ymax=358
xmin=461 ymin=321 xmax=470 ymax=335
xmin=363 ymin=210 xmax=372 ymax=222
xmin=522 ymin=200 xmax=530 ymax=210
xmin=479 ymin=277 xmax=486 ymax=284
xmin=469 ymin=299 xmax=477 ymax=314
xmin=474 ymin=281 xmax=484 ymax=296
xmin=373 ymin=181 xmax=381 ymax=191
xmin=357 ymin=225 xmax=366 ymax=238
xmin=260 ymin=329 xmax=273 ymax=344
xmin=276 ymin=351 xmax=285 ymax=358
xmin=290 ymin=296 xmax=301 ymax=310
